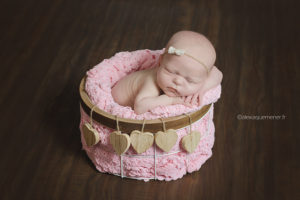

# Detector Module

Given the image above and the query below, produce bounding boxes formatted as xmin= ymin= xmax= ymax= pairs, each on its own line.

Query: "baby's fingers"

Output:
xmin=198 ymin=96 xmax=203 ymax=106
xmin=173 ymin=97 xmax=184 ymax=104
xmin=191 ymin=94 xmax=199 ymax=105
xmin=184 ymin=95 xmax=192 ymax=103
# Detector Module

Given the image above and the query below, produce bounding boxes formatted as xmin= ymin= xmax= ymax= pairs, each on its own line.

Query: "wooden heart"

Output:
xmin=82 ymin=122 xmax=100 ymax=147
xmin=130 ymin=130 xmax=154 ymax=154
xmin=155 ymin=129 xmax=178 ymax=152
xmin=181 ymin=131 xmax=201 ymax=153
xmin=109 ymin=131 xmax=131 ymax=155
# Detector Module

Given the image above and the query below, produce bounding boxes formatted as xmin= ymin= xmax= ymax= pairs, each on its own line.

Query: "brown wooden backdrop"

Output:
xmin=0 ymin=0 xmax=299 ymax=199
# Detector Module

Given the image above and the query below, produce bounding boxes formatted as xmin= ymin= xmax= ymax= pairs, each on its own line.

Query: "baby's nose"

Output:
xmin=173 ymin=76 xmax=184 ymax=85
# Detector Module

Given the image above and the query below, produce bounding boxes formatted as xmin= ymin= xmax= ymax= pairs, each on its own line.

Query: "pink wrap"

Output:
xmin=79 ymin=49 xmax=221 ymax=181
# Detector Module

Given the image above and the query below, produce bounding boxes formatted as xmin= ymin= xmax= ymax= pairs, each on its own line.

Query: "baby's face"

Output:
xmin=157 ymin=54 xmax=207 ymax=97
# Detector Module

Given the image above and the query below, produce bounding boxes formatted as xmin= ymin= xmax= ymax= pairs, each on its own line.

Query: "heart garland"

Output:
xmin=82 ymin=105 xmax=101 ymax=147
xmin=181 ymin=113 xmax=202 ymax=153
xmin=86 ymin=108 xmax=202 ymax=154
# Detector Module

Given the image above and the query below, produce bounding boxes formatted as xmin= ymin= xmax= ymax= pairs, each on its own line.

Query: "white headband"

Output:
xmin=166 ymin=46 xmax=209 ymax=74
xmin=168 ymin=46 xmax=185 ymax=55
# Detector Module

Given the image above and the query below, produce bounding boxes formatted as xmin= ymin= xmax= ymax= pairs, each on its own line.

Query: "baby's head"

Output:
xmin=157 ymin=31 xmax=216 ymax=97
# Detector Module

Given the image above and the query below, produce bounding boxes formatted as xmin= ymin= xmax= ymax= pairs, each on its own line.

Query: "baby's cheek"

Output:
xmin=157 ymin=74 xmax=167 ymax=88
xmin=159 ymin=74 xmax=168 ymax=84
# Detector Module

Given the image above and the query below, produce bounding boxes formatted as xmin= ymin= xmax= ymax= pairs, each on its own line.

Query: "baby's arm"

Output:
xmin=135 ymin=95 xmax=182 ymax=114
xmin=201 ymin=66 xmax=223 ymax=94
xmin=134 ymin=78 xmax=182 ymax=114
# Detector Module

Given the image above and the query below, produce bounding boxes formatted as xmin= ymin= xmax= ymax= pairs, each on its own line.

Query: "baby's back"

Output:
xmin=111 ymin=68 xmax=155 ymax=108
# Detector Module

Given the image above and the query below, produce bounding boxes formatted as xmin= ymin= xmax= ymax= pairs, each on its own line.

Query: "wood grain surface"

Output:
xmin=0 ymin=0 xmax=299 ymax=199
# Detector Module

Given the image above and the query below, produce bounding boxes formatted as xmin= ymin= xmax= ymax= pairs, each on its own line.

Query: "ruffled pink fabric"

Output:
xmin=79 ymin=49 xmax=221 ymax=181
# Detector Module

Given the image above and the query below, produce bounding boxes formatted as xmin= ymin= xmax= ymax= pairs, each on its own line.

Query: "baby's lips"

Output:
xmin=167 ymin=87 xmax=180 ymax=96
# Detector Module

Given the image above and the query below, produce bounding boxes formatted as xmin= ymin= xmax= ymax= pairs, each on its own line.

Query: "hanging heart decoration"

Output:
xmin=181 ymin=130 xmax=201 ymax=153
xmin=181 ymin=113 xmax=201 ymax=153
xmin=110 ymin=131 xmax=131 ymax=155
xmin=130 ymin=130 xmax=154 ymax=154
xmin=155 ymin=129 xmax=178 ymax=152
xmin=83 ymin=104 xmax=101 ymax=147
xmin=83 ymin=122 xmax=100 ymax=147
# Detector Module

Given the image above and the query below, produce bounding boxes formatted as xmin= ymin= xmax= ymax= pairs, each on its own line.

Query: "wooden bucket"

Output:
xmin=79 ymin=76 xmax=212 ymax=133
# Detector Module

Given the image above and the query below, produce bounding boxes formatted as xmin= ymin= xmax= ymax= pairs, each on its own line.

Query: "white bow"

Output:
xmin=168 ymin=46 xmax=185 ymax=56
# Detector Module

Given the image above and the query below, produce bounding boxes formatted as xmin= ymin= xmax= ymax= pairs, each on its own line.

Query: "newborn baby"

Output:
xmin=112 ymin=31 xmax=223 ymax=114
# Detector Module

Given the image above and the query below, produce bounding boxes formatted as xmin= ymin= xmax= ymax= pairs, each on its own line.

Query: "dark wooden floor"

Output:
xmin=0 ymin=0 xmax=299 ymax=199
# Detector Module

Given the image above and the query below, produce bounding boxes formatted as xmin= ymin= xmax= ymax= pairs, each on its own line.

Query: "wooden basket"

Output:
xmin=79 ymin=76 xmax=212 ymax=133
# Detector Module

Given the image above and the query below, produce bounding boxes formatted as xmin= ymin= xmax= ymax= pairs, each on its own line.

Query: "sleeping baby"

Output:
xmin=112 ymin=30 xmax=223 ymax=114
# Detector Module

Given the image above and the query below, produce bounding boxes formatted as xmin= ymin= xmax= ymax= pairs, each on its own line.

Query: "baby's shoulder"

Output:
xmin=133 ymin=68 xmax=156 ymax=84
xmin=141 ymin=68 xmax=159 ymax=87
xmin=135 ymin=68 xmax=160 ymax=99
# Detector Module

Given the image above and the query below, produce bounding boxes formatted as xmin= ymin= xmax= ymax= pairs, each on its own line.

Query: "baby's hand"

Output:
xmin=182 ymin=92 xmax=203 ymax=107
xmin=172 ymin=96 xmax=184 ymax=104
xmin=171 ymin=96 xmax=193 ymax=107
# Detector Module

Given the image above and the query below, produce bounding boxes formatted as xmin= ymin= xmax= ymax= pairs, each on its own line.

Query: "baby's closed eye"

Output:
xmin=185 ymin=77 xmax=201 ymax=84
xmin=185 ymin=77 xmax=195 ymax=83
xmin=165 ymin=67 xmax=177 ymax=74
